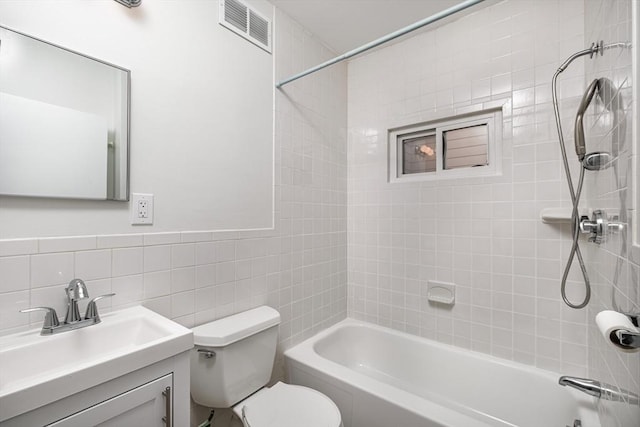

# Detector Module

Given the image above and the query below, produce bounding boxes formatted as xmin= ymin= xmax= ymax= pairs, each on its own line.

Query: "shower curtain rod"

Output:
xmin=275 ymin=0 xmax=485 ymax=88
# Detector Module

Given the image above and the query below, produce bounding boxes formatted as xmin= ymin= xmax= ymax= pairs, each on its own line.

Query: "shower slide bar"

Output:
xmin=275 ymin=0 xmax=485 ymax=89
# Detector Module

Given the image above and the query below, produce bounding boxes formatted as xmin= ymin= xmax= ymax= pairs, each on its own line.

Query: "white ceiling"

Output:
xmin=271 ymin=0 xmax=476 ymax=54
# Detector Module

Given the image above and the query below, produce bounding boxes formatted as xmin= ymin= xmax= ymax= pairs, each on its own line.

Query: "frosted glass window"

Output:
xmin=443 ymin=124 xmax=489 ymax=169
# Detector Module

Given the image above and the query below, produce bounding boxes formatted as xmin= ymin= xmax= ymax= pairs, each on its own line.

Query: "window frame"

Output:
xmin=388 ymin=108 xmax=502 ymax=183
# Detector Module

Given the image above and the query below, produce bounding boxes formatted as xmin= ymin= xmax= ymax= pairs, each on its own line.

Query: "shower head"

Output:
xmin=583 ymin=151 xmax=611 ymax=171
xmin=114 ymin=0 xmax=141 ymax=7
xmin=574 ymin=78 xmax=599 ymax=161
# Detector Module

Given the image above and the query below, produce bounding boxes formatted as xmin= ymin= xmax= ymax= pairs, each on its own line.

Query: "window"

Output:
xmin=442 ymin=124 xmax=488 ymax=169
xmin=389 ymin=108 xmax=502 ymax=183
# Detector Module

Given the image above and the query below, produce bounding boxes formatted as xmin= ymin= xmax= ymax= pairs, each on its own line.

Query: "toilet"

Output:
xmin=190 ymin=306 xmax=342 ymax=427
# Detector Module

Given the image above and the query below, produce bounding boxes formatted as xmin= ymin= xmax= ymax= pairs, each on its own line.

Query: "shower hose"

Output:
xmin=551 ymin=61 xmax=592 ymax=309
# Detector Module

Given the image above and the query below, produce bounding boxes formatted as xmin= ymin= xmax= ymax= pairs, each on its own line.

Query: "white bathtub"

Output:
xmin=284 ymin=319 xmax=600 ymax=427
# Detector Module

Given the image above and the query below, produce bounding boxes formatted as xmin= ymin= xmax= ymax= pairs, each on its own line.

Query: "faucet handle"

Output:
xmin=20 ymin=307 xmax=60 ymax=331
xmin=84 ymin=293 xmax=115 ymax=323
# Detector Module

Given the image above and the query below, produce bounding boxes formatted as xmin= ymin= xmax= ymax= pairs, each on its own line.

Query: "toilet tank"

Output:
xmin=191 ymin=306 xmax=280 ymax=408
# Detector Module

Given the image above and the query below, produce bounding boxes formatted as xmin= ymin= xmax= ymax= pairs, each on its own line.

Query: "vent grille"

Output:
xmin=224 ymin=0 xmax=247 ymax=32
xmin=219 ymin=0 xmax=271 ymax=53
xmin=249 ymin=10 xmax=269 ymax=47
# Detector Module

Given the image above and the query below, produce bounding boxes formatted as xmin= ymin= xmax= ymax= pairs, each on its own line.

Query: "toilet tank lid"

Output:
xmin=193 ymin=306 xmax=280 ymax=347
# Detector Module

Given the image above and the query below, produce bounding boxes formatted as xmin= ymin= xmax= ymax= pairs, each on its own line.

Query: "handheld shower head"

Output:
xmin=574 ymin=79 xmax=599 ymax=162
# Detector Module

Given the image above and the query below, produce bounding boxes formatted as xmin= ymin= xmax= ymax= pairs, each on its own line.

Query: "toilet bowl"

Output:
xmin=190 ymin=306 xmax=342 ymax=427
xmin=233 ymin=381 xmax=342 ymax=427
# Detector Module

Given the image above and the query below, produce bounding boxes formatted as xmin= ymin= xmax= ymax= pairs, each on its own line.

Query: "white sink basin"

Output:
xmin=0 ymin=306 xmax=193 ymax=422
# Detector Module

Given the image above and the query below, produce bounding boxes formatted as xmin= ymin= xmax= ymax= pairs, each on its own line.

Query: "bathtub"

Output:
xmin=284 ymin=319 xmax=599 ymax=427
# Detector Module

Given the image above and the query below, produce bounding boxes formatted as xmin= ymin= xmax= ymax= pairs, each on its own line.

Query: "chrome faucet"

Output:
xmin=559 ymin=376 xmax=640 ymax=406
xmin=21 ymin=279 xmax=115 ymax=335
xmin=559 ymin=376 xmax=603 ymax=398
xmin=64 ymin=278 xmax=89 ymax=323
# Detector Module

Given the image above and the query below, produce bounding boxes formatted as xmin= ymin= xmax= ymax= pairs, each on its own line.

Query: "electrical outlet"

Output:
xmin=131 ymin=193 xmax=153 ymax=225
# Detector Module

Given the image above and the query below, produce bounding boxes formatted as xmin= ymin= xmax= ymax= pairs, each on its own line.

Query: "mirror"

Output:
xmin=0 ymin=26 xmax=130 ymax=201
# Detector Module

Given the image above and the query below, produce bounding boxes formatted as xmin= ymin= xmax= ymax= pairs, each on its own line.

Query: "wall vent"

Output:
xmin=219 ymin=0 xmax=272 ymax=53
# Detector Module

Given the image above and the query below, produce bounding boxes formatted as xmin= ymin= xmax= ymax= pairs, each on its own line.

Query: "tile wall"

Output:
xmin=347 ymin=0 xmax=594 ymax=374
xmin=583 ymin=1 xmax=639 ymax=426
xmin=0 ymin=8 xmax=348 ymax=354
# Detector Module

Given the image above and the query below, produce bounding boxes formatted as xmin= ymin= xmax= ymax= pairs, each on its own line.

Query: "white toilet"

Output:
xmin=191 ymin=306 xmax=342 ymax=427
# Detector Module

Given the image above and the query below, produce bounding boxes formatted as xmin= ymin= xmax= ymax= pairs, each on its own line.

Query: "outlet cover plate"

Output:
xmin=131 ymin=193 xmax=154 ymax=225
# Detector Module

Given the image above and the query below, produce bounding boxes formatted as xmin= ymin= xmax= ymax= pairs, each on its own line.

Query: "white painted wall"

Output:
xmin=0 ymin=0 xmax=274 ymax=238
xmin=0 ymin=1 xmax=348 ymax=358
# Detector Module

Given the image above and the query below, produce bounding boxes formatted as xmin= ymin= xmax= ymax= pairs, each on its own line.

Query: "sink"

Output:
xmin=0 ymin=305 xmax=193 ymax=422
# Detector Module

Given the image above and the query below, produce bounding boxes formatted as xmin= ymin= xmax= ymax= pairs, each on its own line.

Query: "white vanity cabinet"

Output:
xmin=0 ymin=352 xmax=190 ymax=427
xmin=49 ymin=374 xmax=172 ymax=427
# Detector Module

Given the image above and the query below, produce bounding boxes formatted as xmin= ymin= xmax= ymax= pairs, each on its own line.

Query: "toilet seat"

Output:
xmin=232 ymin=382 xmax=342 ymax=427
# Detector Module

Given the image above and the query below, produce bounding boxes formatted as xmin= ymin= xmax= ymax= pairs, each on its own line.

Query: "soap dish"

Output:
xmin=427 ymin=280 xmax=455 ymax=305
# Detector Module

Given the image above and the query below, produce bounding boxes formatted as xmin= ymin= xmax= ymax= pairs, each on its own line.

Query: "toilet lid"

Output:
xmin=233 ymin=382 xmax=341 ymax=427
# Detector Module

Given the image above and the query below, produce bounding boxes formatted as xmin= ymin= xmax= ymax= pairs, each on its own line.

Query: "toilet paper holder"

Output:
xmin=615 ymin=312 xmax=640 ymax=349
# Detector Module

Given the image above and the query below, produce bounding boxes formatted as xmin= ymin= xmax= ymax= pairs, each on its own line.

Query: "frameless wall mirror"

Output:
xmin=0 ymin=26 xmax=130 ymax=201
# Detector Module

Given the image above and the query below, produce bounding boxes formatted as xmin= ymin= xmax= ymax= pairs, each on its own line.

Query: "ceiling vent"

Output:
xmin=219 ymin=0 xmax=272 ymax=53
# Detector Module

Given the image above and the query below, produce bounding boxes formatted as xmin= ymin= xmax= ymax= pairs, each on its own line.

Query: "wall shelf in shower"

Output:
xmin=540 ymin=208 xmax=588 ymax=224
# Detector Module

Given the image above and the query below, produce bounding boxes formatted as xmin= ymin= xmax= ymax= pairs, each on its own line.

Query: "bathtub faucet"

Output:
xmin=559 ymin=376 xmax=640 ymax=406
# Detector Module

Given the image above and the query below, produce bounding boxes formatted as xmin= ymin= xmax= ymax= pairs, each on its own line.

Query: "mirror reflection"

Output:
xmin=0 ymin=26 xmax=130 ymax=201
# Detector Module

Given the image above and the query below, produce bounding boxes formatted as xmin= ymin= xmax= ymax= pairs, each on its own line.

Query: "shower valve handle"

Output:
xmin=579 ymin=212 xmax=604 ymax=244
xmin=579 ymin=210 xmax=623 ymax=244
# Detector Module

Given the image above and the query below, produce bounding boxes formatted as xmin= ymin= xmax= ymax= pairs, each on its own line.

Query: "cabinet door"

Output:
xmin=47 ymin=374 xmax=172 ymax=427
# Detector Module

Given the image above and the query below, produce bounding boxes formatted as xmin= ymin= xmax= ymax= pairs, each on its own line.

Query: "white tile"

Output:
xmin=143 ymin=296 xmax=171 ymax=318
xmin=39 ymin=236 xmax=96 ymax=254
xmin=31 ymin=252 xmax=74 ymax=288
xmin=195 ymin=242 xmax=216 ymax=265
xmin=144 ymin=245 xmax=171 ymax=272
xmin=236 ymin=260 xmax=251 ymax=280
xmin=144 ymin=270 xmax=171 ymax=299
xmin=195 ymin=286 xmax=216 ymax=312
xmin=143 ymin=232 xmax=181 ymax=246
xmin=212 ymin=231 xmax=239 ymax=241
xmin=215 ymin=282 xmax=235 ymax=306
xmin=75 ymin=250 xmax=111 ymax=281
xmin=172 ymin=244 xmax=195 ymax=268
xmin=111 ymin=275 xmax=144 ymax=307
xmin=171 ymin=267 xmax=195 ymax=293
xmin=171 ymin=290 xmax=195 ymax=318
xmin=0 ymin=239 xmax=38 ymax=256
xmin=112 ymin=247 xmax=143 ymax=277
xmin=236 ymin=240 xmax=253 ymax=260
xmin=97 ymin=234 xmax=144 ymax=249
xmin=0 ymin=256 xmax=30 ymax=293
xmin=215 ymin=241 xmax=236 ymax=262
xmin=181 ymin=231 xmax=213 ymax=243
xmin=215 ymin=262 xmax=235 ymax=284
xmin=172 ymin=313 xmax=196 ymax=328
xmin=194 ymin=308 xmax=217 ymax=326
xmin=195 ymin=264 xmax=216 ymax=288
xmin=0 ymin=291 xmax=30 ymax=329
